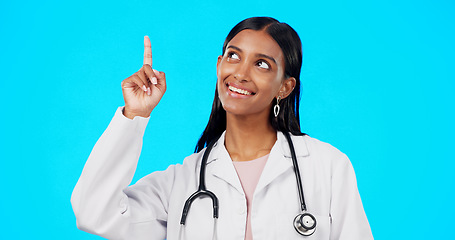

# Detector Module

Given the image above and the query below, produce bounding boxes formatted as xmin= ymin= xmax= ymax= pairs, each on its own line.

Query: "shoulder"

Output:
xmin=181 ymin=148 xmax=206 ymax=169
xmin=126 ymin=149 xmax=207 ymax=202
xmin=294 ymin=134 xmax=351 ymax=169
xmin=130 ymin=148 xmax=206 ymax=186
xmin=302 ymin=135 xmax=346 ymax=157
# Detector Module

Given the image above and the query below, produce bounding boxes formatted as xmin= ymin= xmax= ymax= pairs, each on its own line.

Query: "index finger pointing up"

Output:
xmin=143 ymin=36 xmax=152 ymax=66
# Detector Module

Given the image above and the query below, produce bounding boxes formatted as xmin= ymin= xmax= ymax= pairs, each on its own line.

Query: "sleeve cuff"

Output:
xmin=112 ymin=107 xmax=150 ymax=136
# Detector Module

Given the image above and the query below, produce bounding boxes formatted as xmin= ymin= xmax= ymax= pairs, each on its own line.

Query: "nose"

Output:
xmin=233 ymin=62 xmax=250 ymax=82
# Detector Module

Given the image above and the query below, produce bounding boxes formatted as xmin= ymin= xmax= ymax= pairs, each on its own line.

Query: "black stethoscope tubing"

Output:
xmin=180 ymin=138 xmax=220 ymax=225
xmin=180 ymin=131 xmax=316 ymax=236
xmin=282 ymin=131 xmax=307 ymax=212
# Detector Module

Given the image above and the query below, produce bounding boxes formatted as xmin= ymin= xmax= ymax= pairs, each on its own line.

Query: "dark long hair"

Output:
xmin=195 ymin=17 xmax=305 ymax=152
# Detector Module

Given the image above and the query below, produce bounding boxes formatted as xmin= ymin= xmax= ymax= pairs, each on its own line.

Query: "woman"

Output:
xmin=71 ymin=17 xmax=373 ymax=240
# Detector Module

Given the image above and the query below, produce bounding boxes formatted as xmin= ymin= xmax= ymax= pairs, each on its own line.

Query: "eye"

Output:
xmin=257 ymin=60 xmax=270 ymax=70
xmin=227 ymin=52 xmax=240 ymax=60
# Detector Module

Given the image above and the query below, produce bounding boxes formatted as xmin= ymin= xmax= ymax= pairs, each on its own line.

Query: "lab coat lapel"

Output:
xmin=255 ymin=132 xmax=310 ymax=194
xmin=207 ymin=132 xmax=244 ymax=195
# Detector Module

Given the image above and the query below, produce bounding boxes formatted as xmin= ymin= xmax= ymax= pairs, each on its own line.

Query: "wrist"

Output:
xmin=122 ymin=107 xmax=151 ymax=119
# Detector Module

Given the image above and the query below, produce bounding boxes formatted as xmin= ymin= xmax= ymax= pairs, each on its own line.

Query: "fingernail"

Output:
xmin=152 ymin=69 xmax=159 ymax=75
xmin=147 ymin=87 xmax=151 ymax=95
xmin=142 ymin=85 xmax=147 ymax=92
xmin=151 ymin=77 xmax=157 ymax=85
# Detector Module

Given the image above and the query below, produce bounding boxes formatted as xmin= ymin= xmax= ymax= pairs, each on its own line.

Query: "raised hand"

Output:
xmin=121 ymin=36 xmax=166 ymax=119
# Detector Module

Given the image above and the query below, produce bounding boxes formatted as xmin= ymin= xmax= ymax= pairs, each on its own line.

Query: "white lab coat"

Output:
xmin=71 ymin=108 xmax=373 ymax=240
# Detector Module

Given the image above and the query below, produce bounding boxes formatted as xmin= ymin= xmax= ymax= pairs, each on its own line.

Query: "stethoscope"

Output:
xmin=180 ymin=131 xmax=317 ymax=236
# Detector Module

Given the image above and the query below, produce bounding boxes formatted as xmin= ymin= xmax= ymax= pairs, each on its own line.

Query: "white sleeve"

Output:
xmin=330 ymin=154 xmax=374 ymax=240
xmin=70 ymin=107 xmax=169 ymax=240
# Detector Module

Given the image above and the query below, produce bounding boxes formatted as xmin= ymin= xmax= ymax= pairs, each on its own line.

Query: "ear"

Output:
xmin=278 ymin=77 xmax=296 ymax=99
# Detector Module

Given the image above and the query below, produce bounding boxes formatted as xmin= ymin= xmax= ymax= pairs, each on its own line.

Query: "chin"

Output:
xmin=221 ymin=103 xmax=245 ymax=115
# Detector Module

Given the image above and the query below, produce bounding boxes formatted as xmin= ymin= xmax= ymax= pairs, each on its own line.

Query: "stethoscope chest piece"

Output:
xmin=293 ymin=212 xmax=316 ymax=236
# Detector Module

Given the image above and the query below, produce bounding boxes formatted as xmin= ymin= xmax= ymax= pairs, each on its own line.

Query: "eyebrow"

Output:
xmin=227 ymin=45 xmax=277 ymax=64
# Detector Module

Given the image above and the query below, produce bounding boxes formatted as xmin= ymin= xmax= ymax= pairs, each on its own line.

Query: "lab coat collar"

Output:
xmin=207 ymin=131 xmax=244 ymax=195
xmin=206 ymin=131 xmax=310 ymax=196
xmin=276 ymin=131 xmax=309 ymax=158
xmin=255 ymin=131 xmax=309 ymax=194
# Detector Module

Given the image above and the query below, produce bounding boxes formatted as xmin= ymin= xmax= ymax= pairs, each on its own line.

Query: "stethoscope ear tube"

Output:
xmin=180 ymin=189 xmax=219 ymax=225
xmin=180 ymin=136 xmax=221 ymax=225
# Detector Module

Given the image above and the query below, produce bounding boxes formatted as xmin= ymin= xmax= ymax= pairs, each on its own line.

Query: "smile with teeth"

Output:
xmin=228 ymin=85 xmax=254 ymax=95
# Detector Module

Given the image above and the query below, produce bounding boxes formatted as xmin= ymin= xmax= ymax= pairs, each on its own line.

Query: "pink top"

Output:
xmin=232 ymin=154 xmax=269 ymax=240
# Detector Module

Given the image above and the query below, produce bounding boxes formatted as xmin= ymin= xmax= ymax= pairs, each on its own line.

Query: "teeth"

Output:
xmin=228 ymin=85 xmax=252 ymax=95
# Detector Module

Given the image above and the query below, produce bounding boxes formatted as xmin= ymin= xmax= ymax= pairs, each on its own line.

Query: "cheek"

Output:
xmin=217 ymin=61 xmax=237 ymax=78
xmin=216 ymin=68 xmax=226 ymax=88
xmin=216 ymin=65 xmax=233 ymax=91
xmin=258 ymin=75 xmax=283 ymax=94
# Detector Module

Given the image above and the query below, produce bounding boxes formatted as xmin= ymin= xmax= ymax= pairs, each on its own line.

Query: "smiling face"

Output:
xmin=217 ymin=29 xmax=294 ymax=117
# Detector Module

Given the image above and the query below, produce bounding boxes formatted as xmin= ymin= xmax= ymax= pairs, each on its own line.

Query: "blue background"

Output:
xmin=1 ymin=0 xmax=454 ymax=239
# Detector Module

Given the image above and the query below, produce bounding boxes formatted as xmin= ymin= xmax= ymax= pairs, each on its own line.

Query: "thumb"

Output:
xmin=153 ymin=69 xmax=166 ymax=87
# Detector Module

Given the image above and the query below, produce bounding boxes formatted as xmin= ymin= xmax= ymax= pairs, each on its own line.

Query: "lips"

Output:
xmin=226 ymin=83 xmax=255 ymax=96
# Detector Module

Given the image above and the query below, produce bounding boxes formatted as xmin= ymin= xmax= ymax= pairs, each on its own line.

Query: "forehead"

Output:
xmin=227 ymin=29 xmax=284 ymax=62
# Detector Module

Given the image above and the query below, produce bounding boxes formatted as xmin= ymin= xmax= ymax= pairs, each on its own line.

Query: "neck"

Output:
xmin=225 ymin=111 xmax=277 ymax=162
